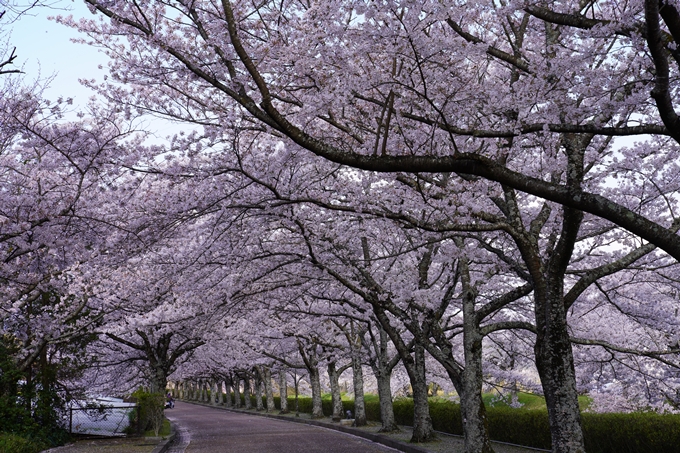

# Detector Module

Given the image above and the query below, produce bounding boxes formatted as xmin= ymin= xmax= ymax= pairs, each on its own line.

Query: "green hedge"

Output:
xmin=392 ymin=397 xmax=415 ymax=426
xmin=487 ymin=407 xmax=552 ymax=449
xmin=582 ymin=412 xmax=680 ymax=453
xmin=263 ymin=394 xmax=680 ymax=453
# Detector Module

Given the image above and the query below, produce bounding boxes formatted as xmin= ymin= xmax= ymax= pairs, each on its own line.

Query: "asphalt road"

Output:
xmin=164 ymin=401 xmax=398 ymax=453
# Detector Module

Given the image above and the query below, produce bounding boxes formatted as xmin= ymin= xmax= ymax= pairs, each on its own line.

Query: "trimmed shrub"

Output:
xmin=392 ymin=397 xmax=415 ymax=426
xmin=269 ymin=392 xmax=680 ymax=453
xmin=428 ymin=399 xmax=463 ymax=436
xmin=582 ymin=412 xmax=680 ymax=453
xmin=487 ymin=407 xmax=552 ymax=449
xmin=272 ymin=396 xmax=316 ymax=414
xmin=364 ymin=399 xmax=381 ymax=422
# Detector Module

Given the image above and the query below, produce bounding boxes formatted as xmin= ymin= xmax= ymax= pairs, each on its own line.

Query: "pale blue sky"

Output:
xmin=5 ymin=1 xmax=189 ymax=139
xmin=6 ymin=0 xmax=109 ymax=104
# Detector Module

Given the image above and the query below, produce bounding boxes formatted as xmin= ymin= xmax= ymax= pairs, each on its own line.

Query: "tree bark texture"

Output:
xmin=244 ymin=377 xmax=252 ymax=410
xmin=410 ymin=341 xmax=436 ymax=443
xmin=328 ymin=362 xmax=344 ymax=421
xmin=263 ymin=367 xmax=275 ymax=412
xmin=367 ymin=326 xmax=400 ymax=433
xmin=233 ymin=377 xmax=243 ymax=409
xmin=309 ymin=366 xmax=324 ymax=419
xmin=535 ymin=287 xmax=585 ymax=453
xmin=255 ymin=372 xmax=264 ymax=411
xmin=461 ymin=291 xmax=494 ymax=453
xmin=279 ymin=371 xmax=289 ymax=413
xmin=374 ymin=308 xmax=436 ymax=442
xmin=224 ymin=379 xmax=233 ymax=407
xmin=211 ymin=380 xmax=218 ymax=405
xmin=375 ymin=368 xmax=398 ymax=432
xmin=352 ymin=353 xmax=367 ymax=426
xmin=233 ymin=377 xmax=242 ymax=408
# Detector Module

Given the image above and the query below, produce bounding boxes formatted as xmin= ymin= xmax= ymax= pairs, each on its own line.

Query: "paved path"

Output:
xmin=164 ymin=401 xmax=397 ymax=453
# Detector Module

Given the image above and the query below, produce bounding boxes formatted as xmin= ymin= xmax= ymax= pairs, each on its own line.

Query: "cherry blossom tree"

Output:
xmin=0 ymin=74 xmax=146 ymax=389
xmin=63 ymin=0 xmax=680 ymax=263
xmin=19 ymin=3 xmax=680 ymax=453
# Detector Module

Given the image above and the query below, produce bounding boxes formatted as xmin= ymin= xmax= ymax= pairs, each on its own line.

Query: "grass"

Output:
xmin=321 ymin=393 xmax=381 ymax=403
xmin=482 ymin=391 xmax=592 ymax=411
xmin=322 ymin=390 xmax=591 ymax=412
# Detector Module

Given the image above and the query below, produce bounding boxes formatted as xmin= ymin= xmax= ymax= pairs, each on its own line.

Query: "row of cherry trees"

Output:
xmin=3 ymin=1 xmax=680 ymax=453
xmin=64 ymin=135 xmax=679 ymax=453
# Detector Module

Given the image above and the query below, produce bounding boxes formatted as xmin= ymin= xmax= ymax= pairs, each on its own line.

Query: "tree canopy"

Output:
xmin=2 ymin=2 xmax=680 ymax=453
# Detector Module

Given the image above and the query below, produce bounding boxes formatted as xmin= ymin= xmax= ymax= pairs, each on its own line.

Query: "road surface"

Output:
xmin=164 ymin=401 xmax=398 ymax=453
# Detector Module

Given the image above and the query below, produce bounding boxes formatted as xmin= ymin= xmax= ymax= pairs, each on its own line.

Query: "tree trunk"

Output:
xmin=328 ymin=362 xmax=344 ymax=422
xmin=224 ymin=379 xmax=233 ymax=407
xmin=150 ymin=367 xmax=167 ymax=394
xmin=255 ymin=372 xmax=264 ymax=411
xmin=233 ymin=377 xmax=242 ymax=408
xmin=411 ymin=341 xmax=436 ymax=443
xmin=352 ymin=353 xmax=367 ymax=427
xmin=211 ymin=380 xmax=218 ymax=405
xmin=279 ymin=370 xmax=289 ymax=413
xmin=367 ymin=325 xmax=399 ymax=433
xmin=374 ymin=308 xmax=435 ymax=442
xmin=244 ymin=377 xmax=252 ymax=409
xmin=263 ymin=367 xmax=275 ymax=412
xmin=461 ymin=291 xmax=494 ymax=453
xmin=294 ymin=372 xmax=300 ymax=415
xmin=535 ymin=290 xmax=585 ymax=453
xmin=309 ymin=366 xmax=324 ymax=419
xmin=375 ymin=367 xmax=398 ymax=432
xmin=217 ymin=381 xmax=224 ymax=405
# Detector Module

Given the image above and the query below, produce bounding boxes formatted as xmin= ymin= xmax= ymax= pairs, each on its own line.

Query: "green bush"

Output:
xmin=0 ymin=433 xmax=48 ymax=453
xmin=392 ymin=397 xmax=415 ymax=426
xmin=485 ymin=408 xmax=680 ymax=453
xmin=271 ymin=394 xmax=380 ymax=420
xmin=224 ymin=392 xmax=265 ymax=408
xmin=487 ymin=407 xmax=552 ymax=449
xmin=428 ymin=399 xmax=463 ymax=435
xmin=268 ymin=391 xmax=680 ymax=453
xmin=582 ymin=412 xmax=680 ymax=453
xmin=364 ymin=398 xmax=382 ymax=421
xmin=0 ymin=337 xmax=69 ymax=448
xmin=131 ymin=389 xmax=166 ymax=436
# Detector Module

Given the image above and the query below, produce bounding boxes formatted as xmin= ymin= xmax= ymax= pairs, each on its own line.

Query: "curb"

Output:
xmin=179 ymin=400 xmax=430 ymax=453
xmin=150 ymin=420 xmax=178 ymax=453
